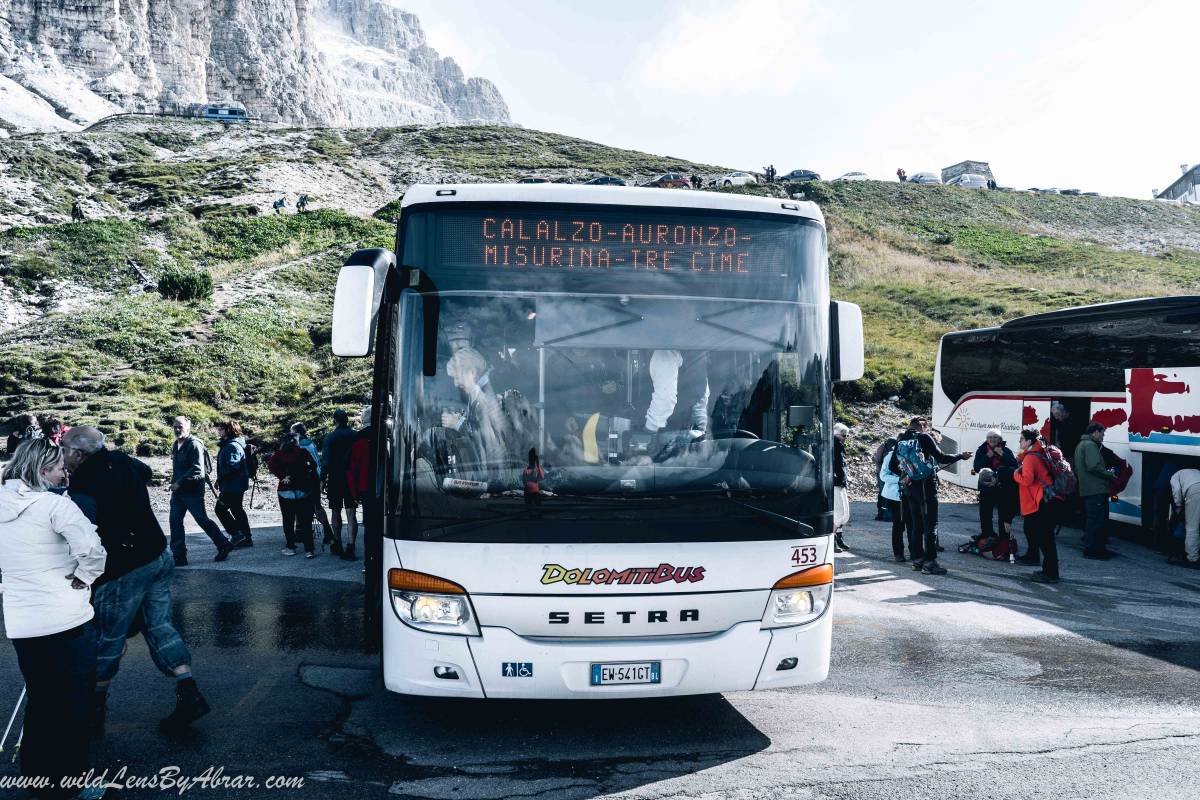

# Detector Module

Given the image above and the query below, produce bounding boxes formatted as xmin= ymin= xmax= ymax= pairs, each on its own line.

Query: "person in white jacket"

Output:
xmin=0 ymin=437 xmax=106 ymax=798
xmin=1170 ymin=468 xmax=1200 ymax=568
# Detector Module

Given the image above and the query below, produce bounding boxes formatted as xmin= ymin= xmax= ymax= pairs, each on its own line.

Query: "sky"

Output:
xmin=395 ymin=0 xmax=1198 ymax=199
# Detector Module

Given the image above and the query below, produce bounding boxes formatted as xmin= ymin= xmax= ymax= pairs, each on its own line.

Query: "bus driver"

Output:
xmin=440 ymin=347 xmax=507 ymax=467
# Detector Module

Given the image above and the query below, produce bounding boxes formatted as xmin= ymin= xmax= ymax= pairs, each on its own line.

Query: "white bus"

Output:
xmin=331 ymin=184 xmax=863 ymax=698
xmin=932 ymin=296 xmax=1200 ymax=528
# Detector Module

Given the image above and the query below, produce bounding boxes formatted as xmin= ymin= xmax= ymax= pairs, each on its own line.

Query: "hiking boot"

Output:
xmin=329 ymin=539 xmax=344 ymax=557
xmin=340 ymin=542 xmax=357 ymax=561
xmin=214 ymin=542 xmax=233 ymax=562
xmin=281 ymin=547 xmax=296 ymax=556
xmin=229 ymin=533 xmax=248 ymax=548
xmin=160 ymin=678 xmax=210 ymax=731
xmin=911 ymin=559 xmax=926 ymax=571
xmin=305 ymin=551 xmax=315 ymax=559
xmin=1016 ymin=554 xmax=1040 ymax=566
xmin=234 ymin=536 xmax=254 ymax=548
xmin=834 ymin=534 xmax=849 ymax=552
xmin=1030 ymin=571 xmax=1060 ymax=584
xmin=921 ymin=561 xmax=947 ymax=575
xmin=173 ymin=552 xmax=188 ymax=567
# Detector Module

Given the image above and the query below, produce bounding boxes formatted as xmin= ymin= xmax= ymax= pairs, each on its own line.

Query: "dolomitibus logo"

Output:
xmin=540 ymin=563 xmax=706 ymax=586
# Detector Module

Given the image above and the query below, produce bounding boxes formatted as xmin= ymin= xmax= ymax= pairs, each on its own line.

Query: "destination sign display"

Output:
xmin=431 ymin=209 xmax=799 ymax=282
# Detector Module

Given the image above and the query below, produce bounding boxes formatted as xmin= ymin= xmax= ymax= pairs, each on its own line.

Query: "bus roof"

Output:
xmin=999 ymin=295 xmax=1200 ymax=331
xmin=400 ymin=183 xmax=825 ymax=224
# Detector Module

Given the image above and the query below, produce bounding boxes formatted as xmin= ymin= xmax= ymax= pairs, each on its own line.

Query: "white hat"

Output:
xmin=833 ymin=422 xmax=850 ymax=436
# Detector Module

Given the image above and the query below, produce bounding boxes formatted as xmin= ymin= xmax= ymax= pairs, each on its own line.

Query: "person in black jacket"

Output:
xmin=61 ymin=426 xmax=211 ymax=736
xmin=889 ymin=417 xmax=970 ymax=575
xmin=972 ymin=428 xmax=1019 ymax=540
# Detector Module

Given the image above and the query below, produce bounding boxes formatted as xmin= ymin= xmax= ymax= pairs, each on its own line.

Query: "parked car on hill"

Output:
xmin=584 ymin=175 xmax=626 ymax=185
xmin=947 ymin=173 xmax=988 ymax=189
xmin=834 ymin=171 xmax=869 ymax=181
xmin=1029 ymin=187 xmax=1060 ymax=194
xmin=1059 ymin=188 xmax=1081 ymax=196
xmin=779 ymin=168 xmax=821 ymax=182
xmin=518 ymin=176 xmax=551 ymax=184
xmin=719 ymin=171 xmax=757 ymax=186
xmin=909 ymin=172 xmax=941 ymax=185
xmin=644 ymin=173 xmax=690 ymax=189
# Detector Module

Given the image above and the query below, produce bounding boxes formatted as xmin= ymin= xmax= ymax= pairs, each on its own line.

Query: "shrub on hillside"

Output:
xmin=157 ymin=264 xmax=213 ymax=301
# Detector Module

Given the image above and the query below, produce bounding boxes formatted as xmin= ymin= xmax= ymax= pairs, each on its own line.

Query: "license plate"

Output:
xmin=590 ymin=661 xmax=661 ymax=686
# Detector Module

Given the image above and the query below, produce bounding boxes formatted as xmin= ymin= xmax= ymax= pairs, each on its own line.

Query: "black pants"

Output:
xmin=885 ymin=499 xmax=907 ymax=558
xmin=280 ymin=496 xmax=315 ymax=552
xmin=925 ymin=479 xmax=940 ymax=540
xmin=979 ymin=487 xmax=1015 ymax=538
xmin=12 ymin=622 xmax=97 ymax=798
xmin=906 ymin=482 xmax=936 ymax=562
xmin=215 ymin=490 xmax=252 ymax=541
xmin=1026 ymin=506 xmax=1060 ymax=579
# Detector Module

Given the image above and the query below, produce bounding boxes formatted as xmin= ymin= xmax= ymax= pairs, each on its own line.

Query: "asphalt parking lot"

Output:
xmin=2 ymin=502 xmax=1198 ymax=799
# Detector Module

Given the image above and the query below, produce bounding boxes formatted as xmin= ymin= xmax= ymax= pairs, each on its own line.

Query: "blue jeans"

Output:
xmin=92 ymin=548 xmax=192 ymax=683
xmin=169 ymin=483 xmax=230 ymax=554
xmin=1082 ymin=493 xmax=1110 ymax=553
xmin=12 ymin=621 xmax=96 ymax=797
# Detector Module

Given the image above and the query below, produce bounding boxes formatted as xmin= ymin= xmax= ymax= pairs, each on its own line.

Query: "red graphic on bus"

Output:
xmin=1089 ymin=408 xmax=1128 ymax=428
xmin=1126 ymin=368 xmax=1200 ymax=437
xmin=1022 ymin=405 xmax=1039 ymax=425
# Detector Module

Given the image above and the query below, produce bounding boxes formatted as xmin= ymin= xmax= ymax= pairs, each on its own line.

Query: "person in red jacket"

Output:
xmin=267 ymin=434 xmax=319 ymax=559
xmin=1014 ymin=428 xmax=1058 ymax=583
xmin=342 ymin=407 xmax=372 ymax=562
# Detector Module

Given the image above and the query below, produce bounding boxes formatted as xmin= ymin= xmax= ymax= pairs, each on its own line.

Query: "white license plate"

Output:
xmin=590 ymin=661 xmax=662 ymax=686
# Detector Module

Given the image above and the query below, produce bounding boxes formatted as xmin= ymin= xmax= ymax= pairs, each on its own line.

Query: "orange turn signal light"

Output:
xmin=388 ymin=569 xmax=467 ymax=595
xmin=773 ymin=563 xmax=834 ymax=589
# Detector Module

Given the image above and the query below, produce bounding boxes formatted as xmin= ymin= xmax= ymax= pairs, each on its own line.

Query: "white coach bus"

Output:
xmin=932 ymin=296 xmax=1200 ymax=526
xmin=330 ymin=183 xmax=863 ymax=698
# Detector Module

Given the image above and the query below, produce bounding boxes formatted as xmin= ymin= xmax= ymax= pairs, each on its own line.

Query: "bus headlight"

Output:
xmin=762 ymin=564 xmax=833 ymax=628
xmin=388 ymin=569 xmax=481 ymax=636
xmin=764 ymin=585 xmax=832 ymax=628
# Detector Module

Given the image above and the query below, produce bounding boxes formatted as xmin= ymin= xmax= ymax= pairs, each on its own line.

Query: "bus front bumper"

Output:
xmin=382 ymin=613 xmax=831 ymax=699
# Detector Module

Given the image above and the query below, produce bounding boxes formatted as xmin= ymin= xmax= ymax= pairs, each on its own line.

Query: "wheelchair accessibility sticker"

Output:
xmin=502 ymin=662 xmax=534 ymax=678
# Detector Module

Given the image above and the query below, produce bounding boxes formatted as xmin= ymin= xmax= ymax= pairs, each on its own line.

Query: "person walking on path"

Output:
xmin=889 ymin=418 xmax=969 ymax=575
xmin=168 ymin=416 xmax=234 ymax=566
xmin=61 ymin=426 xmax=212 ymax=735
xmin=0 ymin=438 xmax=106 ymax=798
xmin=973 ymin=429 xmax=1018 ymax=540
xmin=321 ymin=409 xmax=359 ymax=557
xmin=293 ymin=422 xmax=338 ymax=554
xmin=269 ymin=433 xmax=319 ymax=558
xmin=1169 ymin=468 xmax=1200 ymax=568
xmin=214 ymin=420 xmax=254 ymax=548
xmin=1014 ymin=429 xmax=1059 ymax=583
xmin=832 ymin=423 xmax=851 ymax=552
xmin=896 ymin=168 xmax=907 ymax=182
xmin=522 ymin=447 xmax=545 ymax=516
xmin=1074 ymin=422 xmax=1117 ymax=560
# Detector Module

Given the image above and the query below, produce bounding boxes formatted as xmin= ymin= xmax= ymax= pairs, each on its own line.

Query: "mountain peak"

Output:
xmin=0 ymin=0 xmax=510 ymax=130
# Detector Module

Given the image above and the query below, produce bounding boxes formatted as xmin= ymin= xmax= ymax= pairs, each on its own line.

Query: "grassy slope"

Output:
xmin=2 ymin=122 xmax=1198 ymax=451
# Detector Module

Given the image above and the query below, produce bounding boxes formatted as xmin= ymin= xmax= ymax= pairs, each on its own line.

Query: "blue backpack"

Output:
xmin=894 ymin=438 xmax=937 ymax=482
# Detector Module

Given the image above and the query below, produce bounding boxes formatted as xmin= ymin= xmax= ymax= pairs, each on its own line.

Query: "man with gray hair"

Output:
xmin=169 ymin=416 xmax=235 ymax=566
xmin=832 ymin=422 xmax=850 ymax=552
xmin=62 ymin=426 xmax=212 ymax=733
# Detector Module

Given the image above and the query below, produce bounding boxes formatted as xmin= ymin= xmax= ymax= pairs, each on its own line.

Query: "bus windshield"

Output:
xmin=392 ymin=291 xmax=831 ymax=544
xmin=387 ymin=204 xmax=832 ymax=544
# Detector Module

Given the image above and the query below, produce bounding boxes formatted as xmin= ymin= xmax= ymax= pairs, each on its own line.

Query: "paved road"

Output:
xmin=2 ymin=505 xmax=1198 ymax=799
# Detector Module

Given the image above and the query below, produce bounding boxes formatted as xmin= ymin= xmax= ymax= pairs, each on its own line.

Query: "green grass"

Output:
xmin=0 ymin=218 xmax=148 ymax=292
xmin=408 ymin=125 xmax=724 ymax=179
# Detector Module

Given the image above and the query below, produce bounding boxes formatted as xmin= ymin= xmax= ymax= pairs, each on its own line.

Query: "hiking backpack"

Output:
xmin=1038 ymin=445 xmax=1077 ymax=504
xmin=244 ymin=441 xmax=260 ymax=481
xmin=893 ymin=438 xmax=937 ymax=482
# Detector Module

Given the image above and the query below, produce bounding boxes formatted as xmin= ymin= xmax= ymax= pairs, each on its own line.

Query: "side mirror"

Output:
xmin=332 ymin=248 xmax=396 ymax=357
xmin=831 ymin=301 xmax=864 ymax=382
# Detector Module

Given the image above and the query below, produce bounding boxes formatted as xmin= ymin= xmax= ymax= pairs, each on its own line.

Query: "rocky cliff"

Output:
xmin=0 ymin=0 xmax=511 ymax=130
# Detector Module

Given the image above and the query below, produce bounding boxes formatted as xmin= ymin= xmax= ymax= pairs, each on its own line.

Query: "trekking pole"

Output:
xmin=0 ymin=684 xmax=25 ymax=753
